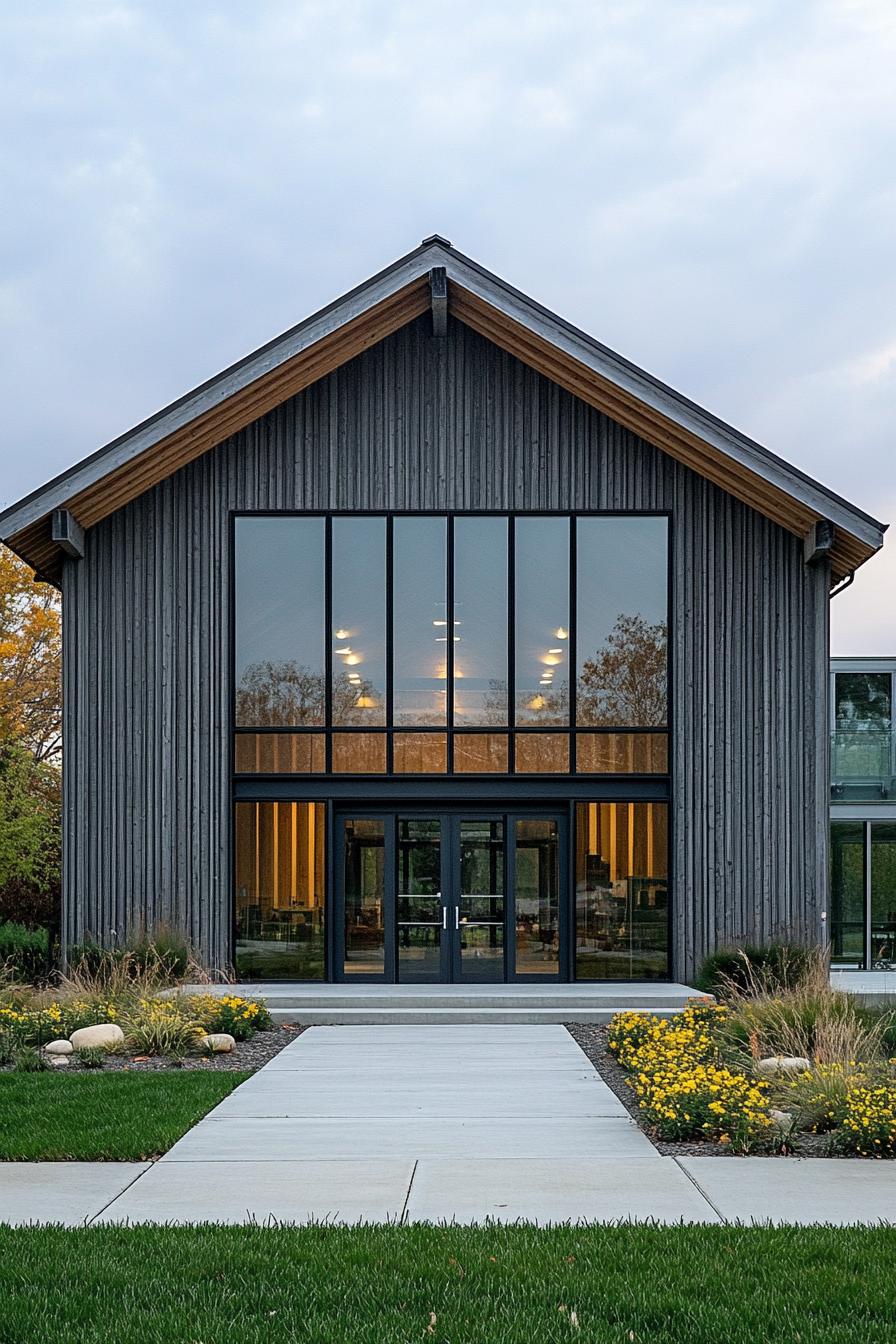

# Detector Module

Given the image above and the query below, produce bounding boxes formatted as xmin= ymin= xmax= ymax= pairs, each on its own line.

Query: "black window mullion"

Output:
xmin=569 ymin=514 xmax=577 ymax=774
xmin=325 ymin=516 xmax=333 ymax=773
xmin=386 ymin=515 xmax=394 ymax=774
xmin=508 ymin=515 xmax=516 ymax=772
xmin=447 ymin=515 xmax=455 ymax=773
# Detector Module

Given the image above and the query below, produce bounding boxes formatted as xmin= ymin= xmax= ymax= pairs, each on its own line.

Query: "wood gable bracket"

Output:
xmin=803 ymin=518 xmax=834 ymax=566
xmin=51 ymin=508 xmax=85 ymax=559
xmin=430 ymin=267 xmax=448 ymax=338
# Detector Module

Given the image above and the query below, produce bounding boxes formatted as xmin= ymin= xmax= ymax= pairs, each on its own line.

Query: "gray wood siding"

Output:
xmin=61 ymin=314 xmax=829 ymax=979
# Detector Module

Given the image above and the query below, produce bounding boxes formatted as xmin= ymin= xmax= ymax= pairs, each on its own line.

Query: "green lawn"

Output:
xmin=0 ymin=1224 xmax=893 ymax=1343
xmin=0 ymin=1071 xmax=250 ymax=1160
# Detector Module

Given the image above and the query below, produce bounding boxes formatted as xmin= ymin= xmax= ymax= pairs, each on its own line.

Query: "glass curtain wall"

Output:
xmin=832 ymin=673 xmax=893 ymax=786
xmin=871 ymin=822 xmax=896 ymax=967
xmin=233 ymin=514 xmax=669 ymax=776
xmin=830 ymin=821 xmax=865 ymax=966
xmin=829 ymin=820 xmax=896 ymax=969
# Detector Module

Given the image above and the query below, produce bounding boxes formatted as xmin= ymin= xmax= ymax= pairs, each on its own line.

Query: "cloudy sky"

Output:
xmin=1 ymin=0 xmax=894 ymax=652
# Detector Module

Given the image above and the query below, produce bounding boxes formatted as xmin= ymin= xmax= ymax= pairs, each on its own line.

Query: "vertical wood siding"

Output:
xmin=61 ymin=314 xmax=829 ymax=979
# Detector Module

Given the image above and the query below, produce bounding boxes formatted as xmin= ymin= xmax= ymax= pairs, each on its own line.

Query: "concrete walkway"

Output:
xmin=2 ymin=1025 xmax=896 ymax=1225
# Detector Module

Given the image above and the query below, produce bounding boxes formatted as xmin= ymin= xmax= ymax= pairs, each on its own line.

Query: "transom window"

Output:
xmin=233 ymin=513 xmax=669 ymax=775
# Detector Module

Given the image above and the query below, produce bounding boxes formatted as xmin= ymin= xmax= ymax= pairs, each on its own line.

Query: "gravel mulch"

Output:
xmin=2 ymin=1025 xmax=305 ymax=1076
xmin=566 ymin=1022 xmax=843 ymax=1159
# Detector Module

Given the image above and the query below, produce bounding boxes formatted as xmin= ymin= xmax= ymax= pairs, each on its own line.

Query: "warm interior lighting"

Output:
xmin=335 ymin=646 xmax=352 ymax=655
xmin=334 ymin=629 xmax=350 ymax=640
xmin=549 ymin=648 xmax=563 ymax=654
xmin=432 ymin=620 xmax=447 ymax=627
xmin=554 ymin=627 xmax=569 ymax=640
xmin=343 ymin=654 xmax=362 ymax=666
xmin=356 ymin=695 xmax=377 ymax=708
xmin=528 ymin=695 xmax=546 ymax=710
xmin=542 ymin=654 xmax=561 ymax=666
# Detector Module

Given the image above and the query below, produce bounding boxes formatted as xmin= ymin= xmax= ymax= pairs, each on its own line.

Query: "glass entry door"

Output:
xmin=337 ymin=810 xmax=564 ymax=983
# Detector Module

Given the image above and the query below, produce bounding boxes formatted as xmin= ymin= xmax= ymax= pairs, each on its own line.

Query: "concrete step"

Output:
xmin=179 ymin=980 xmax=706 ymax=1025
xmin=268 ymin=1005 xmax=684 ymax=1025
xmin=232 ymin=990 xmax=700 ymax=1011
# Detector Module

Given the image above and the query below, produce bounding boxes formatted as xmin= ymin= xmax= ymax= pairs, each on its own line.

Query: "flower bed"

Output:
xmin=0 ymin=990 xmax=276 ymax=1070
xmin=603 ymin=997 xmax=896 ymax=1157
xmin=608 ymin=1004 xmax=772 ymax=1152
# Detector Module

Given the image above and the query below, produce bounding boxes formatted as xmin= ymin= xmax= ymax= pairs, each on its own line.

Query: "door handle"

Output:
xmin=442 ymin=907 xmax=447 ymax=930
xmin=455 ymin=907 xmax=460 ymax=930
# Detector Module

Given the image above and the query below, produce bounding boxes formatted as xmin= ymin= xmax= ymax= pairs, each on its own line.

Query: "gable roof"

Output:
xmin=0 ymin=235 xmax=886 ymax=584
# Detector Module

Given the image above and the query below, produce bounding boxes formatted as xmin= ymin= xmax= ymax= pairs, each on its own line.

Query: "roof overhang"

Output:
xmin=0 ymin=236 xmax=886 ymax=584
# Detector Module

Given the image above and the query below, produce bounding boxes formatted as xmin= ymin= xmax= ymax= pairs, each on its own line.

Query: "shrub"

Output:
xmin=76 ymin=1046 xmax=105 ymax=1069
xmin=0 ymin=921 xmax=50 ymax=983
xmin=0 ymin=997 xmax=121 ymax=1048
xmin=608 ymin=1004 xmax=771 ymax=1151
xmin=608 ymin=1001 xmax=727 ymax=1070
xmin=695 ymin=941 xmax=818 ymax=998
xmin=632 ymin=1059 xmax=772 ymax=1150
xmin=124 ymin=999 xmax=204 ymax=1057
xmin=12 ymin=1046 xmax=49 ymax=1072
xmin=188 ymin=993 xmax=272 ymax=1041
xmin=777 ymin=1061 xmax=878 ymax=1133
xmin=835 ymin=1081 xmax=896 ymax=1156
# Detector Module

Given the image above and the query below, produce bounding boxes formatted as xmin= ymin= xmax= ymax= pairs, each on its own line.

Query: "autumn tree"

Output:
xmin=0 ymin=547 xmax=62 ymax=928
xmin=0 ymin=548 xmax=61 ymax=763
xmin=577 ymin=613 xmax=667 ymax=726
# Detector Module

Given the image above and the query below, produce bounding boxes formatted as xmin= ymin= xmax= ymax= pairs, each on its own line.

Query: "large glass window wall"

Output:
xmin=233 ymin=514 xmax=669 ymax=776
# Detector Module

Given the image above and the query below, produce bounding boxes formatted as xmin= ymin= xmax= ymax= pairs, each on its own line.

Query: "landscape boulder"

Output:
xmin=200 ymin=1033 xmax=236 ymax=1054
xmin=47 ymin=1056 xmax=70 ymax=1067
xmin=69 ymin=1023 xmax=125 ymax=1052
xmin=756 ymin=1055 xmax=811 ymax=1078
xmin=44 ymin=1039 xmax=74 ymax=1056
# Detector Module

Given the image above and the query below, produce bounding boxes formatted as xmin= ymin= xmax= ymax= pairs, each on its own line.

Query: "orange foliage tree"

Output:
xmin=0 ymin=547 xmax=61 ymax=928
xmin=0 ymin=547 xmax=61 ymax=763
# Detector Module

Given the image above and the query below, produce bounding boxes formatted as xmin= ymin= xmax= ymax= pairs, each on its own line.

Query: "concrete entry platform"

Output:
xmin=181 ymin=981 xmax=704 ymax=1024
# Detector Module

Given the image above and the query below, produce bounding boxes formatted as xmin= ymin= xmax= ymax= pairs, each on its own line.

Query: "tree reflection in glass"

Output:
xmin=576 ymin=517 xmax=668 ymax=727
xmin=234 ymin=517 xmax=325 ymax=727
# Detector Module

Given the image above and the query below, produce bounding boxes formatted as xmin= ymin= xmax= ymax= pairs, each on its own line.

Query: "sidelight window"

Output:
xmin=574 ymin=801 xmax=669 ymax=980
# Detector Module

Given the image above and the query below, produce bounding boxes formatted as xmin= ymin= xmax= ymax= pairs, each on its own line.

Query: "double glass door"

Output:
xmin=339 ymin=811 xmax=563 ymax=982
